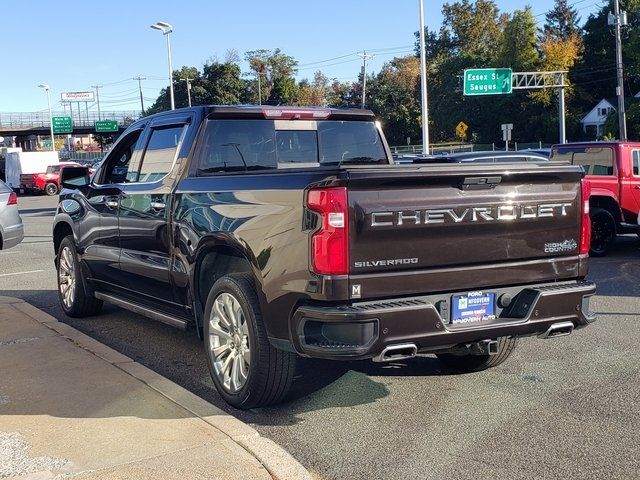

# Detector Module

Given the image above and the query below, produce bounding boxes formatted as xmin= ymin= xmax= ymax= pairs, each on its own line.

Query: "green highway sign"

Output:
xmin=463 ymin=68 xmax=512 ymax=96
xmin=52 ymin=116 xmax=73 ymax=134
xmin=95 ymin=120 xmax=119 ymax=133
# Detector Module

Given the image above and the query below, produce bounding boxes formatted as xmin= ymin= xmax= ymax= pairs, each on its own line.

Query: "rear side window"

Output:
xmin=318 ymin=121 xmax=387 ymax=165
xmin=196 ymin=120 xmax=276 ymax=174
xmin=551 ymin=147 xmax=614 ymax=176
xmin=633 ymin=151 xmax=640 ymax=176
xmin=134 ymin=125 xmax=186 ymax=182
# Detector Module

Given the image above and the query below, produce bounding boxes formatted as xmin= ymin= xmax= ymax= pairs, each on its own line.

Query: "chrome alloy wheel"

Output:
xmin=208 ymin=292 xmax=251 ymax=393
xmin=58 ymin=246 xmax=76 ymax=309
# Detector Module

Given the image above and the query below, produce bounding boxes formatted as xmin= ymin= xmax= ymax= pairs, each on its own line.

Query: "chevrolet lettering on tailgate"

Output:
xmin=370 ymin=203 xmax=572 ymax=227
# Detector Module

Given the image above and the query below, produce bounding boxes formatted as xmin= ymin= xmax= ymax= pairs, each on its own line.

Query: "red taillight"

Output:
xmin=7 ymin=192 xmax=17 ymax=206
xmin=307 ymin=187 xmax=349 ymax=275
xmin=580 ymin=178 xmax=591 ymax=255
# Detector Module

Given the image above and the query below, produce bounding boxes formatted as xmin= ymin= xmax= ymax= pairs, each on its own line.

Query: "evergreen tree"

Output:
xmin=543 ymin=0 xmax=582 ymax=41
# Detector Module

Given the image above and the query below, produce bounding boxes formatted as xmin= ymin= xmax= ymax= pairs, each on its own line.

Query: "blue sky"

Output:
xmin=2 ymin=0 xmax=601 ymax=113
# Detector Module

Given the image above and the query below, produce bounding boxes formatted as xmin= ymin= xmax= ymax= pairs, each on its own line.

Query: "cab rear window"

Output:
xmin=195 ymin=119 xmax=388 ymax=175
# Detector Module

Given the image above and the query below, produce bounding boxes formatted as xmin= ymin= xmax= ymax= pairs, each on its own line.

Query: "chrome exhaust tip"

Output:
xmin=538 ymin=321 xmax=574 ymax=339
xmin=373 ymin=343 xmax=418 ymax=363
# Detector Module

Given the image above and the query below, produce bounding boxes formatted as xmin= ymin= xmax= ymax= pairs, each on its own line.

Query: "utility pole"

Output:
xmin=357 ymin=51 xmax=374 ymax=109
xmin=91 ymin=85 xmax=102 ymax=120
xmin=254 ymin=69 xmax=264 ymax=105
xmin=181 ymin=78 xmax=192 ymax=107
xmin=134 ymin=76 xmax=146 ymax=115
xmin=418 ymin=0 xmax=430 ymax=155
xmin=609 ymin=0 xmax=628 ymax=140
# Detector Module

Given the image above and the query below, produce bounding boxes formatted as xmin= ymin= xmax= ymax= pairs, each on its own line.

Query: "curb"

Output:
xmin=2 ymin=297 xmax=312 ymax=480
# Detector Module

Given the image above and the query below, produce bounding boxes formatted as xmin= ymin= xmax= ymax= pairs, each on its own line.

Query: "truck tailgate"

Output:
xmin=346 ymin=164 xmax=585 ymax=293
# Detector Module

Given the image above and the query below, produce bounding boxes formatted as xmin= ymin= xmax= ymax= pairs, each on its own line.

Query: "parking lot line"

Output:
xmin=0 ymin=269 xmax=45 ymax=278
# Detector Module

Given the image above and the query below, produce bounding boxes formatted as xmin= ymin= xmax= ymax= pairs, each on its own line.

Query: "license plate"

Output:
xmin=451 ymin=292 xmax=496 ymax=324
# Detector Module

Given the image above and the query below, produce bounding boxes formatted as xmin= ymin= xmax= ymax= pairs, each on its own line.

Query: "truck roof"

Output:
xmin=552 ymin=141 xmax=640 ymax=148
xmin=143 ymin=105 xmax=376 ymax=122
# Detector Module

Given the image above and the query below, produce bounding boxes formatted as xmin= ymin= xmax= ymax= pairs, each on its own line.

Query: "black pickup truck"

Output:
xmin=54 ymin=106 xmax=596 ymax=409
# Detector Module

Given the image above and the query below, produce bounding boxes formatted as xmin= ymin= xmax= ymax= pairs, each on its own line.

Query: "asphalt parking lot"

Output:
xmin=2 ymin=194 xmax=639 ymax=480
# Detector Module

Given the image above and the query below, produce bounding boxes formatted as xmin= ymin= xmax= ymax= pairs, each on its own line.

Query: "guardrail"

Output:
xmin=0 ymin=111 xmax=141 ymax=129
xmin=391 ymin=142 xmax=551 ymax=155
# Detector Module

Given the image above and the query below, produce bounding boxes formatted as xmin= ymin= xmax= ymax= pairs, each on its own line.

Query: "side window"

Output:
xmin=553 ymin=147 xmax=614 ymax=176
xmin=195 ymin=120 xmax=276 ymax=174
xmin=101 ymin=129 xmax=143 ymax=184
xmin=633 ymin=151 xmax=640 ymax=176
xmin=134 ymin=125 xmax=186 ymax=183
xmin=574 ymin=148 xmax=614 ymax=176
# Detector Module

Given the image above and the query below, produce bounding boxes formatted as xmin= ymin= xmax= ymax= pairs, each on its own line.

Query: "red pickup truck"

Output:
xmin=20 ymin=163 xmax=82 ymax=196
xmin=551 ymin=141 xmax=640 ymax=256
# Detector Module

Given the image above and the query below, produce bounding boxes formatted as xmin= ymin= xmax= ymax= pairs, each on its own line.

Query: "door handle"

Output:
xmin=150 ymin=201 xmax=166 ymax=210
xmin=105 ymin=199 xmax=119 ymax=209
xmin=634 ymin=186 xmax=640 ymax=190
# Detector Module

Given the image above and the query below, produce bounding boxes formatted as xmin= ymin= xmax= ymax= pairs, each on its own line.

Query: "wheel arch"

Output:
xmin=191 ymin=234 xmax=267 ymax=336
xmin=52 ymin=219 xmax=75 ymax=264
xmin=589 ymin=193 xmax=622 ymax=227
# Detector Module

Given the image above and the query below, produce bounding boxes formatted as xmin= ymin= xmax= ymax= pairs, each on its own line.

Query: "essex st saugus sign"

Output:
xmin=463 ymin=68 xmax=512 ymax=96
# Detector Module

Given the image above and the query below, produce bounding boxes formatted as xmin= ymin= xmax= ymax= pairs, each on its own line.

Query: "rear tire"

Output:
xmin=45 ymin=182 xmax=58 ymax=196
xmin=589 ymin=207 xmax=616 ymax=257
xmin=56 ymin=236 xmax=103 ymax=317
xmin=203 ymin=273 xmax=296 ymax=409
xmin=436 ymin=337 xmax=518 ymax=373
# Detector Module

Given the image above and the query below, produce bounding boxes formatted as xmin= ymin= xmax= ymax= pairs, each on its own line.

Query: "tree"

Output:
xmin=202 ymin=61 xmax=244 ymax=105
xmin=441 ymin=0 xmax=507 ymax=61
xmin=267 ymin=76 xmax=298 ymax=105
xmin=499 ymin=7 xmax=540 ymax=72
xmin=367 ymin=56 xmax=421 ymax=145
xmin=543 ymin=0 xmax=582 ymax=41
xmin=244 ymin=49 xmax=298 ymax=103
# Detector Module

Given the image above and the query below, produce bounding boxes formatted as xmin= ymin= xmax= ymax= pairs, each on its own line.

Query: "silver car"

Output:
xmin=0 ymin=180 xmax=24 ymax=250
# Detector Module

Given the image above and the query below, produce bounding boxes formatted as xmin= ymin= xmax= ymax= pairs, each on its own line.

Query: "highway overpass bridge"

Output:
xmin=0 ymin=111 xmax=140 ymax=138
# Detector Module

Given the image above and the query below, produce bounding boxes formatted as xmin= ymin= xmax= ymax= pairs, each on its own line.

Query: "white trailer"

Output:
xmin=4 ymin=151 xmax=59 ymax=189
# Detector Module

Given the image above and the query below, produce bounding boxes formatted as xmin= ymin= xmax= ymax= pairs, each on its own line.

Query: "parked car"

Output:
xmin=54 ymin=106 xmax=595 ymax=409
xmin=395 ymin=151 xmax=550 ymax=164
xmin=22 ymin=163 xmax=82 ymax=196
xmin=550 ymin=141 xmax=640 ymax=256
xmin=0 ymin=179 xmax=24 ymax=250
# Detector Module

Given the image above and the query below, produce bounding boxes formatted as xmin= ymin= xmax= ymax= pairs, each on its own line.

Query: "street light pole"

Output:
xmin=151 ymin=21 xmax=175 ymax=110
xmin=38 ymin=84 xmax=55 ymax=152
xmin=418 ymin=0 xmax=430 ymax=155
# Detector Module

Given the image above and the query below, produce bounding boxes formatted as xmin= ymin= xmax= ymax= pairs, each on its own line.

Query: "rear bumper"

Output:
xmin=290 ymin=280 xmax=596 ymax=360
xmin=1 ymin=223 xmax=24 ymax=250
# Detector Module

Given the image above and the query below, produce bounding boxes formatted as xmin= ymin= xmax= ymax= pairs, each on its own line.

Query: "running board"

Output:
xmin=94 ymin=292 xmax=189 ymax=330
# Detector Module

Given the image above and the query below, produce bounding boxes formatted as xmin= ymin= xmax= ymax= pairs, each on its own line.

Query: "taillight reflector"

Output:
xmin=580 ymin=178 xmax=591 ymax=255
xmin=7 ymin=192 xmax=17 ymax=206
xmin=307 ymin=187 xmax=349 ymax=275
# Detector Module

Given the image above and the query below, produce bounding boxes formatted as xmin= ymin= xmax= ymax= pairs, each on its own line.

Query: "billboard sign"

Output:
xmin=61 ymin=91 xmax=95 ymax=102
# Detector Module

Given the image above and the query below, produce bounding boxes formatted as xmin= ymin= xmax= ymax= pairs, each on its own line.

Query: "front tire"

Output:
xmin=436 ymin=337 xmax=518 ymax=373
xmin=590 ymin=207 xmax=616 ymax=257
xmin=204 ymin=273 xmax=296 ymax=409
xmin=57 ymin=236 xmax=103 ymax=317
xmin=45 ymin=182 xmax=58 ymax=196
